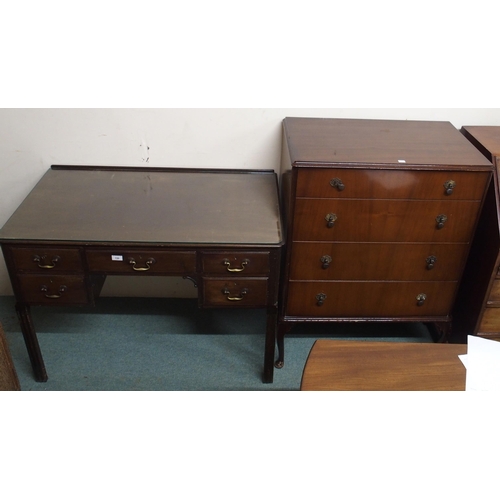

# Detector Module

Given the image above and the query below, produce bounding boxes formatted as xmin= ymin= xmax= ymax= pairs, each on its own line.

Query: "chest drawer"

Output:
xmin=286 ymin=281 xmax=457 ymax=318
xmin=17 ymin=274 xmax=89 ymax=305
xmin=478 ymin=307 xmax=500 ymax=334
xmin=202 ymin=278 xmax=268 ymax=307
xmin=9 ymin=246 xmax=83 ymax=273
xmin=86 ymin=249 xmax=196 ymax=274
xmin=296 ymin=169 xmax=490 ymax=200
xmin=289 ymin=242 xmax=469 ymax=281
xmin=201 ymin=251 xmax=270 ymax=275
xmin=292 ymin=199 xmax=481 ymax=243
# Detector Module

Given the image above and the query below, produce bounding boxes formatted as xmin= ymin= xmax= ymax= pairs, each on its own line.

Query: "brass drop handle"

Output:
xmin=320 ymin=255 xmax=332 ymax=269
xmin=222 ymin=287 xmax=248 ymax=301
xmin=316 ymin=293 xmax=327 ymax=306
xmin=325 ymin=213 xmax=337 ymax=228
xmin=128 ymin=257 xmax=156 ymax=271
xmin=426 ymin=255 xmax=437 ymax=270
xmin=33 ymin=255 xmax=60 ymax=269
xmin=416 ymin=293 xmax=427 ymax=306
xmin=223 ymin=259 xmax=249 ymax=272
xmin=436 ymin=214 xmax=448 ymax=229
xmin=330 ymin=178 xmax=345 ymax=191
xmin=41 ymin=284 xmax=67 ymax=299
xmin=444 ymin=180 xmax=456 ymax=195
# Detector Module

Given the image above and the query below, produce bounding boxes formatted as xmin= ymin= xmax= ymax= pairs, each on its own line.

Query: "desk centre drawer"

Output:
xmin=201 ymin=251 xmax=270 ymax=275
xmin=86 ymin=249 xmax=196 ymax=274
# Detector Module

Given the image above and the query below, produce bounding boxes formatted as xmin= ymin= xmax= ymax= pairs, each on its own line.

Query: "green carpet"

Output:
xmin=0 ymin=296 xmax=433 ymax=390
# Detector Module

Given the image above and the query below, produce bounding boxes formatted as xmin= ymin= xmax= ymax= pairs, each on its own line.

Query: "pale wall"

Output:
xmin=2 ymin=108 xmax=500 ymax=297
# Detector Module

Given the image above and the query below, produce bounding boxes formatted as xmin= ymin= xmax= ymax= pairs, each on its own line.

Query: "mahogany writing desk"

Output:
xmin=0 ymin=166 xmax=283 ymax=384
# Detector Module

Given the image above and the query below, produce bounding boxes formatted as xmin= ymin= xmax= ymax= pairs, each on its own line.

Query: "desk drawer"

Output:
xmin=286 ymin=281 xmax=457 ymax=317
xmin=202 ymin=278 xmax=268 ymax=307
xmin=201 ymin=251 xmax=270 ymax=275
xmin=296 ymin=168 xmax=490 ymax=201
xmin=17 ymin=274 xmax=89 ymax=305
xmin=10 ymin=247 xmax=83 ymax=273
xmin=86 ymin=249 xmax=196 ymax=274
xmin=292 ymin=199 xmax=481 ymax=243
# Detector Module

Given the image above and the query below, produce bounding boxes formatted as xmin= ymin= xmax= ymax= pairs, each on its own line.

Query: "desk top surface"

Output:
xmin=301 ymin=340 xmax=467 ymax=391
xmin=0 ymin=166 xmax=283 ymax=246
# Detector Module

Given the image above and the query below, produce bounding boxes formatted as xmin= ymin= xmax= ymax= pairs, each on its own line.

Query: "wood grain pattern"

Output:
xmin=286 ymin=281 xmax=457 ymax=317
xmin=292 ymin=198 xmax=481 ymax=243
xmin=289 ymin=242 xmax=469 ymax=281
xmin=284 ymin=117 xmax=493 ymax=168
xmin=0 ymin=323 xmax=20 ymax=391
xmin=300 ymin=340 xmax=467 ymax=391
xmin=451 ymin=127 xmax=500 ymax=342
xmin=296 ymin=168 xmax=490 ymax=200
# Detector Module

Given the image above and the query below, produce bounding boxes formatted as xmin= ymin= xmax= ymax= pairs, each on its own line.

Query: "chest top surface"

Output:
xmin=284 ymin=117 xmax=494 ymax=169
xmin=0 ymin=167 xmax=283 ymax=246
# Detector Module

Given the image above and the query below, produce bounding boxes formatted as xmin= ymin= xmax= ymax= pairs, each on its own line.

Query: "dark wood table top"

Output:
xmin=0 ymin=166 xmax=283 ymax=247
xmin=461 ymin=126 xmax=500 ymax=160
xmin=301 ymin=340 xmax=467 ymax=391
xmin=284 ymin=117 xmax=493 ymax=169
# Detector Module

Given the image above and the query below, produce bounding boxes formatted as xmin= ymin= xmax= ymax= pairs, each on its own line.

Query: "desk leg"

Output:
xmin=263 ymin=308 xmax=278 ymax=383
xmin=275 ymin=323 xmax=294 ymax=369
xmin=16 ymin=303 xmax=48 ymax=382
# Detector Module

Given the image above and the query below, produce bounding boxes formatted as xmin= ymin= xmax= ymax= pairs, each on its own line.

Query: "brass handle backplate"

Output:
xmin=222 ymin=287 xmax=248 ymax=301
xmin=223 ymin=259 xmax=249 ymax=273
xmin=325 ymin=213 xmax=337 ymax=228
xmin=436 ymin=214 xmax=448 ymax=229
xmin=320 ymin=255 xmax=332 ymax=269
xmin=416 ymin=293 xmax=427 ymax=306
xmin=330 ymin=178 xmax=345 ymax=191
xmin=128 ymin=257 xmax=156 ymax=271
xmin=444 ymin=180 xmax=456 ymax=195
xmin=426 ymin=255 xmax=437 ymax=270
xmin=316 ymin=293 xmax=327 ymax=306
xmin=33 ymin=255 xmax=60 ymax=269
xmin=41 ymin=284 xmax=67 ymax=299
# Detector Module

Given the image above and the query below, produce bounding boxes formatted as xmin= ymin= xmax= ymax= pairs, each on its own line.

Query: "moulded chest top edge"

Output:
xmin=283 ymin=117 xmax=494 ymax=168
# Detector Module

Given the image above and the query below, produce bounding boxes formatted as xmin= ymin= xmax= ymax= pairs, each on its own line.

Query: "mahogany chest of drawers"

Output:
xmin=277 ymin=117 xmax=493 ymax=367
xmin=452 ymin=127 xmax=500 ymax=343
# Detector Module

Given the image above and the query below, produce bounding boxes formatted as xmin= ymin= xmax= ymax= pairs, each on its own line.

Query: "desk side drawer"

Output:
xmin=202 ymin=278 xmax=268 ymax=307
xmin=17 ymin=274 xmax=89 ymax=305
xmin=86 ymin=249 xmax=196 ymax=274
xmin=9 ymin=247 xmax=83 ymax=273
xmin=201 ymin=251 xmax=270 ymax=275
